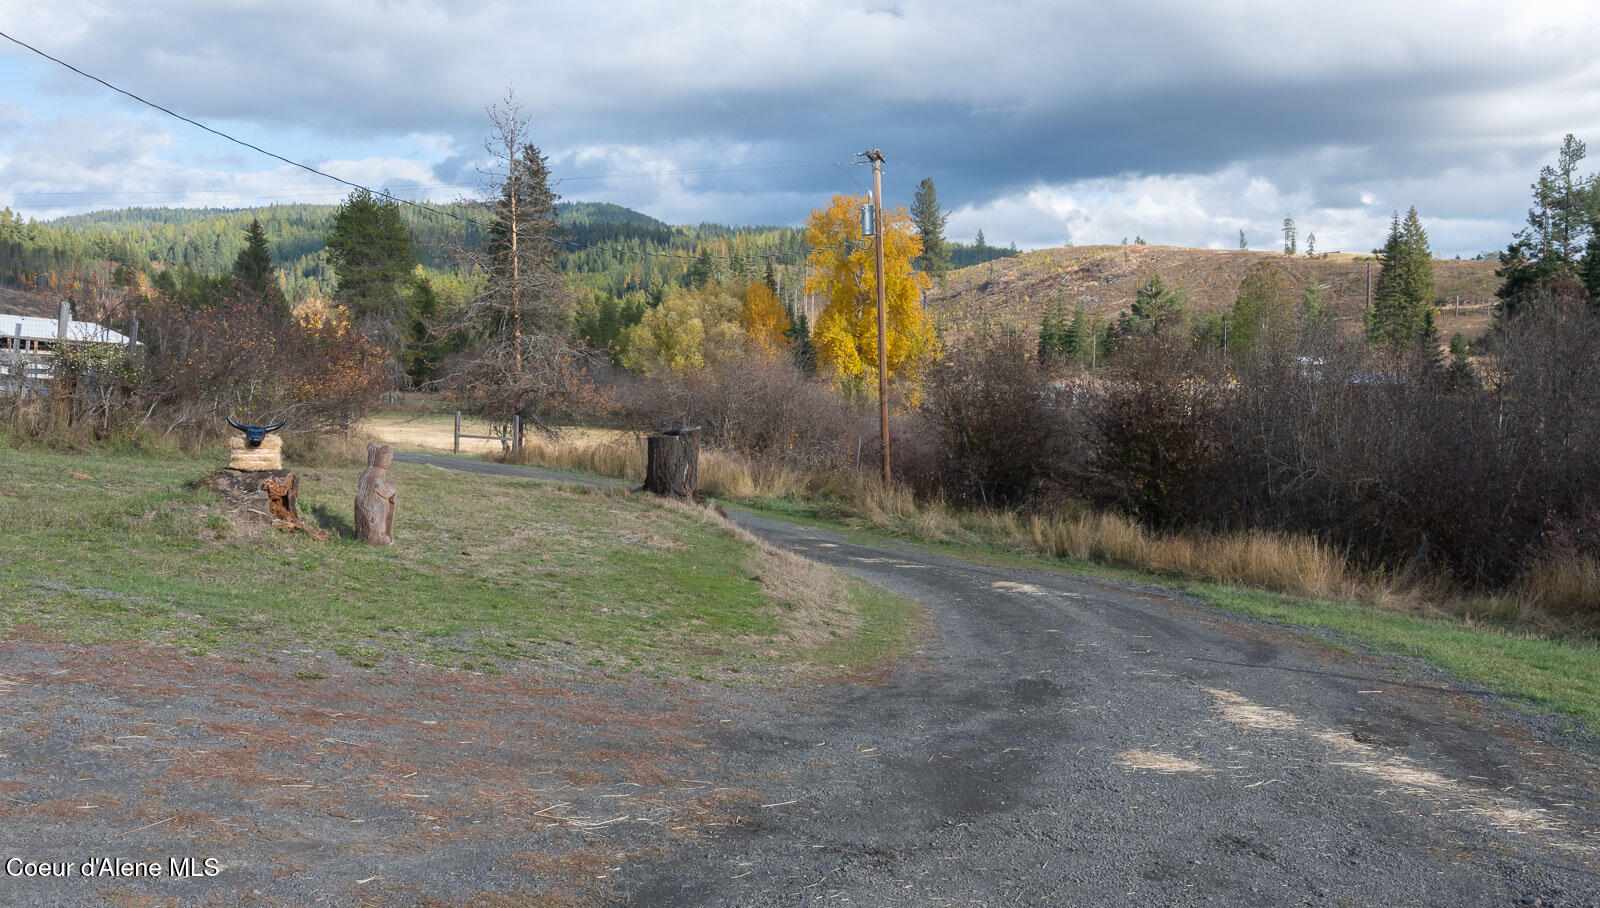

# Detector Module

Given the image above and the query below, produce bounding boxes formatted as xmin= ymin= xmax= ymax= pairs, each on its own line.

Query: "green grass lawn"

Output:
xmin=0 ymin=444 xmax=916 ymax=679
xmin=735 ymin=495 xmax=1600 ymax=735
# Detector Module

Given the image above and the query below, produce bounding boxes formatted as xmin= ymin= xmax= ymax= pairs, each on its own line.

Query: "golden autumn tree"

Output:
xmin=740 ymin=280 xmax=791 ymax=358
xmin=804 ymin=193 xmax=936 ymax=388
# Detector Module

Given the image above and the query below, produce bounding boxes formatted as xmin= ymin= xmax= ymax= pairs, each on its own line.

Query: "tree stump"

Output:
xmin=643 ymin=428 xmax=699 ymax=498
xmin=203 ymin=468 xmax=325 ymax=539
xmin=355 ymin=443 xmax=398 ymax=546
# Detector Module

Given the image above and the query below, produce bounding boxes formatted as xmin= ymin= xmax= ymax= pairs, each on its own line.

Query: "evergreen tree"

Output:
xmin=784 ymin=299 xmax=817 ymax=375
xmin=1122 ymin=274 xmax=1186 ymax=338
xmin=1231 ymin=262 xmax=1293 ymax=356
xmin=1529 ymin=134 xmax=1594 ymax=263
xmin=1301 ymin=278 xmax=1331 ymax=332
xmin=1064 ymin=301 xmax=1091 ymax=364
xmin=325 ymin=189 xmax=418 ymax=348
xmin=1238 ymin=230 xmax=1248 ymax=250
xmin=1446 ymin=332 xmax=1476 ymax=391
xmin=233 ymin=218 xmax=273 ymax=294
xmin=1365 ymin=207 xmax=1437 ymax=349
xmin=1037 ymin=302 xmax=1065 ymax=362
xmin=452 ymin=92 xmax=581 ymax=432
xmin=763 ymin=259 xmax=778 ymax=295
xmin=1282 ymin=215 xmax=1297 ymax=255
xmin=1582 ymin=217 xmax=1600 ymax=306
xmin=1306 ymin=231 xmax=1316 ymax=256
xmin=232 ymin=218 xmax=288 ymax=318
xmin=1499 ymin=135 xmax=1597 ymax=316
xmin=911 ymin=178 xmax=950 ymax=285
xmin=686 ymin=248 xmax=716 ymax=289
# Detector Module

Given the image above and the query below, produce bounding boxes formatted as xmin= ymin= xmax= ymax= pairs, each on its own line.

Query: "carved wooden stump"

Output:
xmin=355 ymin=443 xmax=397 ymax=546
xmin=643 ymin=429 xmax=699 ymax=499
xmin=204 ymin=468 xmax=325 ymax=538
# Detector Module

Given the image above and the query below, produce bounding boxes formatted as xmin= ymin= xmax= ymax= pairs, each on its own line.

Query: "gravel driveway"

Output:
xmin=3 ymin=456 xmax=1596 ymax=905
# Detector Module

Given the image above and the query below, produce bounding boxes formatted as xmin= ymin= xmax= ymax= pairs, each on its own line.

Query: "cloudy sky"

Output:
xmin=2 ymin=0 xmax=1598 ymax=257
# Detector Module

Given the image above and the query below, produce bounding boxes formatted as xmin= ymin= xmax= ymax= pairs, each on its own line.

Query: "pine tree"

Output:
xmin=1446 ymin=332 xmax=1476 ymax=391
xmin=1529 ymin=134 xmax=1594 ymax=263
xmin=1037 ymin=303 xmax=1065 ymax=362
xmin=1365 ymin=208 xmax=1436 ymax=348
xmin=1238 ymin=230 xmax=1248 ymax=250
xmin=1282 ymin=215 xmax=1297 ymax=255
xmin=911 ymin=178 xmax=950 ymax=285
xmin=1306 ymin=232 xmax=1316 ymax=256
xmin=1301 ymin=278 xmax=1330 ymax=331
xmin=1231 ymin=263 xmax=1293 ymax=356
xmin=763 ymin=259 xmax=778 ymax=295
xmin=784 ymin=300 xmax=817 ymax=375
xmin=325 ymin=189 xmax=418 ymax=349
xmin=1064 ymin=302 xmax=1090 ymax=364
xmin=452 ymin=92 xmax=581 ymax=433
xmin=1582 ymin=217 xmax=1600 ymax=306
xmin=1499 ymin=134 xmax=1597 ymax=316
xmin=232 ymin=218 xmax=288 ymax=318
xmin=233 ymin=218 xmax=273 ymax=295
xmin=686 ymin=248 xmax=716 ymax=289
xmin=1400 ymin=207 xmax=1436 ymax=318
xmin=1124 ymin=275 xmax=1185 ymax=338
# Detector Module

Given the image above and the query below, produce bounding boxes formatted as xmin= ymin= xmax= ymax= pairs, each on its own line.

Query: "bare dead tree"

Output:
xmin=447 ymin=90 xmax=603 ymax=441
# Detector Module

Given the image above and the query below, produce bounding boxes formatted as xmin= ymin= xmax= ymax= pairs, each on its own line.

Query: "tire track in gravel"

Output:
xmin=613 ymin=510 xmax=1600 ymax=906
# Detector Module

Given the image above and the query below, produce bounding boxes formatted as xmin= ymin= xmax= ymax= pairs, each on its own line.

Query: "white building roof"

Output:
xmin=2 ymin=314 xmax=132 ymax=345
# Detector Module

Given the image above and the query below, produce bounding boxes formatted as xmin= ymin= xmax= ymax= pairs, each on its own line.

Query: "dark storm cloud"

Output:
xmin=2 ymin=0 xmax=1598 ymax=253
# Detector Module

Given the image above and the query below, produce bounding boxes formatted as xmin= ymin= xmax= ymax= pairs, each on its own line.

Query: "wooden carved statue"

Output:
xmin=355 ymin=443 xmax=397 ymax=546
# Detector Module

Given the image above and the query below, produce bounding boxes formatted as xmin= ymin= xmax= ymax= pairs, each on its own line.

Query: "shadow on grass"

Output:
xmin=310 ymin=504 xmax=356 ymax=541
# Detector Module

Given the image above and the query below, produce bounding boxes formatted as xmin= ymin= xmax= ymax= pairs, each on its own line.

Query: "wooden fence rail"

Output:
xmin=453 ymin=411 xmax=522 ymax=457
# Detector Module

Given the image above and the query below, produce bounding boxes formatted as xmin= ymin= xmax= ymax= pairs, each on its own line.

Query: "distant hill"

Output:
xmin=3 ymin=200 xmax=807 ymax=304
xmin=926 ymin=244 xmax=1503 ymax=342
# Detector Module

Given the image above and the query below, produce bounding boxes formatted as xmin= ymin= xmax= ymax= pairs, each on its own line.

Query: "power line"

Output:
xmin=0 ymin=28 xmax=484 ymax=226
xmin=0 ymin=29 xmax=858 ymax=269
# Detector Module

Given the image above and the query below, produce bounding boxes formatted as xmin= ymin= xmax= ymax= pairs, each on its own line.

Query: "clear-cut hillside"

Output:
xmin=924 ymin=244 xmax=1503 ymax=342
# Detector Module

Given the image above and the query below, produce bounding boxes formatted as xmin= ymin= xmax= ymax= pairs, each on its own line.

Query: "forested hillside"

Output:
xmin=0 ymin=200 xmax=808 ymax=307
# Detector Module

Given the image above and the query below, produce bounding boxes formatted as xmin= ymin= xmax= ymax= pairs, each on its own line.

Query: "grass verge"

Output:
xmin=0 ymin=442 xmax=918 ymax=680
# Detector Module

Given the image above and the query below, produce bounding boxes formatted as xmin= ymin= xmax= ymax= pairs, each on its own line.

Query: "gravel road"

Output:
xmin=3 ymin=455 xmax=1597 ymax=905
xmin=613 ymin=510 xmax=1600 ymax=906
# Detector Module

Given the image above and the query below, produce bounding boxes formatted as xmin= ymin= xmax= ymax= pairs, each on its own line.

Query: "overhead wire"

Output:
xmin=0 ymin=28 xmax=861 ymax=267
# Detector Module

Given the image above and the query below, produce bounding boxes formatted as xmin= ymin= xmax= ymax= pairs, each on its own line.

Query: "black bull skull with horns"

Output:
xmin=227 ymin=417 xmax=286 ymax=447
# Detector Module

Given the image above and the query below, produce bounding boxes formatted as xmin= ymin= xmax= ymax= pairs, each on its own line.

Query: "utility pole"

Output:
xmin=862 ymin=148 xmax=890 ymax=486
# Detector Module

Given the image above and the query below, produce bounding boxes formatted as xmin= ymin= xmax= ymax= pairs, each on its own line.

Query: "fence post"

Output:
xmin=454 ymin=411 xmax=461 ymax=454
xmin=512 ymin=415 xmax=522 ymax=459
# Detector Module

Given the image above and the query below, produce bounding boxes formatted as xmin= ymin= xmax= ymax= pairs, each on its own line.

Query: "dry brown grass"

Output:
xmin=1481 ymin=555 xmax=1600 ymax=630
xmin=1027 ymin=511 xmax=1357 ymax=600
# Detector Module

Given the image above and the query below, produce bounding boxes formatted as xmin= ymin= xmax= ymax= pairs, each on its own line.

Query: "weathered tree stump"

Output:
xmin=643 ymin=428 xmax=699 ymax=498
xmin=355 ymin=443 xmax=397 ymax=546
xmin=203 ymin=468 xmax=325 ymax=539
